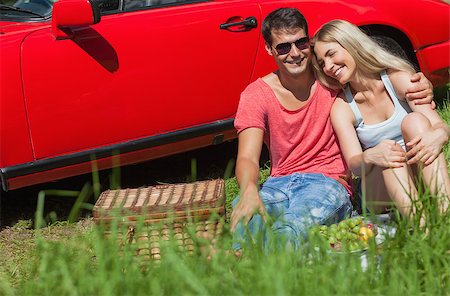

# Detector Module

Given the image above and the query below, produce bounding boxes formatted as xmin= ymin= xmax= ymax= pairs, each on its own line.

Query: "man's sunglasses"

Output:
xmin=273 ymin=37 xmax=310 ymax=55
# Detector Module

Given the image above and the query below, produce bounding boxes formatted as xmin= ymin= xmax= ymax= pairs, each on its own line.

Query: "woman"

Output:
xmin=312 ymin=20 xmax=449 ymax=219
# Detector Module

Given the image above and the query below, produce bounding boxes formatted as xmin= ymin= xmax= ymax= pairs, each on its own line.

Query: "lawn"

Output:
xmin=0 ymin=87 xmax=448 ymax=296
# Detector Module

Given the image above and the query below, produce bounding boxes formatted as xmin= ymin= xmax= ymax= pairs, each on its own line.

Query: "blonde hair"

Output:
xmin=312 ymin=20 xmax=415 ymax=89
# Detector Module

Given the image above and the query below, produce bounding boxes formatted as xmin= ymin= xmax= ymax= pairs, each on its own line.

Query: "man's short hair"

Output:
xmin=262 ymin=8 xmax=309 ymax=46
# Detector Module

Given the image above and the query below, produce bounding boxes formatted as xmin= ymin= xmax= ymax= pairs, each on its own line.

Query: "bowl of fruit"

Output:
xmin=309 ymin=216 xmax=380 ymax=253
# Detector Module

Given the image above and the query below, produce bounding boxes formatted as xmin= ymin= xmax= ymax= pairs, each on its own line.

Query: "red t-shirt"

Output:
xmin=235 ymin=78 xmax=351 ymax=193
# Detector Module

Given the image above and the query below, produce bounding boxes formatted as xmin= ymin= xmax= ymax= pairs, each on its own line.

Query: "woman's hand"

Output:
xmin=406 ymin=128 xmax=448 ymax=165
xmin=363 ymin=140 xmax=407 ymax=168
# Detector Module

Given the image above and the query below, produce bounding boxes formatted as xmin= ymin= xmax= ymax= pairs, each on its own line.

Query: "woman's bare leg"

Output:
xmin=363 ymin=165 xmax=418 ymax=218
xmin=402 ymin=112 xmax=450 ymax=212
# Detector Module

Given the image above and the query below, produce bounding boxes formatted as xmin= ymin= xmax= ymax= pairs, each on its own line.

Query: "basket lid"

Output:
xmin=93 ymin=179 xmax=225 ymax=224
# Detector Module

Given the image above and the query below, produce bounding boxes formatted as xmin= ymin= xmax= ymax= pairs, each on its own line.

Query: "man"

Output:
xmin=230 ymin=8 xmax=434 ymax=252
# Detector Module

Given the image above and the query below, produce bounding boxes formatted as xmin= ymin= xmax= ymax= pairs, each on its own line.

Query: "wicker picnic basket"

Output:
xmin=93 ymin=179 xmax=226 ymax=260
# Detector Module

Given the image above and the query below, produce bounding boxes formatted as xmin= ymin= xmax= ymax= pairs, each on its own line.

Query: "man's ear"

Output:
xmin=265 ymin=43 xmax=273 ymax=56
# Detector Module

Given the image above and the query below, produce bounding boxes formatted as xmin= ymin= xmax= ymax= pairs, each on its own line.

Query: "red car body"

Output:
xmin=1 ymin=0 xmax=449 ymax=191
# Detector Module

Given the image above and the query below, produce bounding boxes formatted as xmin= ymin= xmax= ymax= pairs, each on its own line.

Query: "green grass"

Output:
xmin=435 ymin=85 xmax=450 ymax=166
xmin=0 ymin=86 xmax=448 ymax=296
xmin=439 ymin=103 xmax=450 ymax=167
xmin=1 ymin=204 xmax=449 ymax=295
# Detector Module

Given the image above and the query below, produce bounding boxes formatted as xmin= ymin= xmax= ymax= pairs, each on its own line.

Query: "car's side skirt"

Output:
xmin=1 ymin=119 xmax=236 ymax=191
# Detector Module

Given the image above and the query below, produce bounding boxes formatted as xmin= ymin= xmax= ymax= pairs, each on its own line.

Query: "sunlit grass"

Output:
xmin=435 ymin=84 xmax=449 ymax=168
xmin=2 ymin=196 xmax=448 ymax=295
xmin=437 ymin=101 xmax=449 ymax=162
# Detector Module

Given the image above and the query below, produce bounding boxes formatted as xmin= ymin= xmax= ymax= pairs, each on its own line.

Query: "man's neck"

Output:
xmin=277 ymin=68 xmax=316 ymax=101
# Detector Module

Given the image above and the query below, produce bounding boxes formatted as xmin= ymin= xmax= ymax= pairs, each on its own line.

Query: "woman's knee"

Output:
xmin=401 ymin=112 xmax=431 ymax=140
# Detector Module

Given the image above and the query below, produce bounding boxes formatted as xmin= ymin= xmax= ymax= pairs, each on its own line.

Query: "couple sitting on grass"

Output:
xmin=230 ymin=8 xmax=449 ymax=253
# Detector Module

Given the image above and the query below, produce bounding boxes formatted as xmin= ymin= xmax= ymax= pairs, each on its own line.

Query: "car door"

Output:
xmin=20 ymin=0 xmax=260 ymax=159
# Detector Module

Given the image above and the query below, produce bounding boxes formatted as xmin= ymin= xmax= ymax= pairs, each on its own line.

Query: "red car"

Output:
xmin=0 ymin=0 xmax=448 ymax=192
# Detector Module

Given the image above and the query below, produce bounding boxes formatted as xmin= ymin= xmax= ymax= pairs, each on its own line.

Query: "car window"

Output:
xmin=95 ymin=0 xmax=200 ymax=14
xmin=1 ymin=0 xmax=55 ymax=18
xmin=123 ymin=0 xmax=198 ymax=11
xmin=95 ymin=0 xmax=120 ymax=13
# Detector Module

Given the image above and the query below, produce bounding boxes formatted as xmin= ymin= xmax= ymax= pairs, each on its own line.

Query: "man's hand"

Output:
xmin=405 ymin=72 xmax=435 ymax=109
xmin=363 ymin=140 xmax=406 ymax=168
xmin=230 ymin=186 xmax=267 ymax=233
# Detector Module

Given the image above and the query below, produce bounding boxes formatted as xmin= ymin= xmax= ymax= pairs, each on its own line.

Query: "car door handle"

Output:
xmin=220 ymin=16 xmax=257 ymax=30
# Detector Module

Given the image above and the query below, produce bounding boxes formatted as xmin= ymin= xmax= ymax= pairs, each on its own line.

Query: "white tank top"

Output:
xmin=344 ymin=70 xmax=412 ymax=150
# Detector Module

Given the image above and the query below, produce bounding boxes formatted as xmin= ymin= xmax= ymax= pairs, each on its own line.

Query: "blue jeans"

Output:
xmin=232 ymin=173 xmax=352 ymax=252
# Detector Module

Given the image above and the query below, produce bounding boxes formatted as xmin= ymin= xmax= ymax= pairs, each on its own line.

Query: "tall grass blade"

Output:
xmin=164 ymin=251 xmax=209 ymax=295
xmin=223 ymin=158 xmax=235 ymax=180
xmin=90 ymin=155 xmax=101 ymax=200
xmin=47 ymin=211 xmax=58 ymax=224
xmin=34 ymin=191 xmax=46 ymax=229
xmin=110 ymin=151 xmax=121 ymax=190
xmin=190 ymin=157 xmax=197 ymax=182
xmin=40 ymin=190 xmax=79 ymax=197
xmin=0 ymin=273 xmax=14 ymax=296
xmin=67 ymin=182 xmax=93 ymax=223
xmin=360 ymin=164 xmax=367 ymax=217
xmin=79 ymin=202 xmax=94 ymax=210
